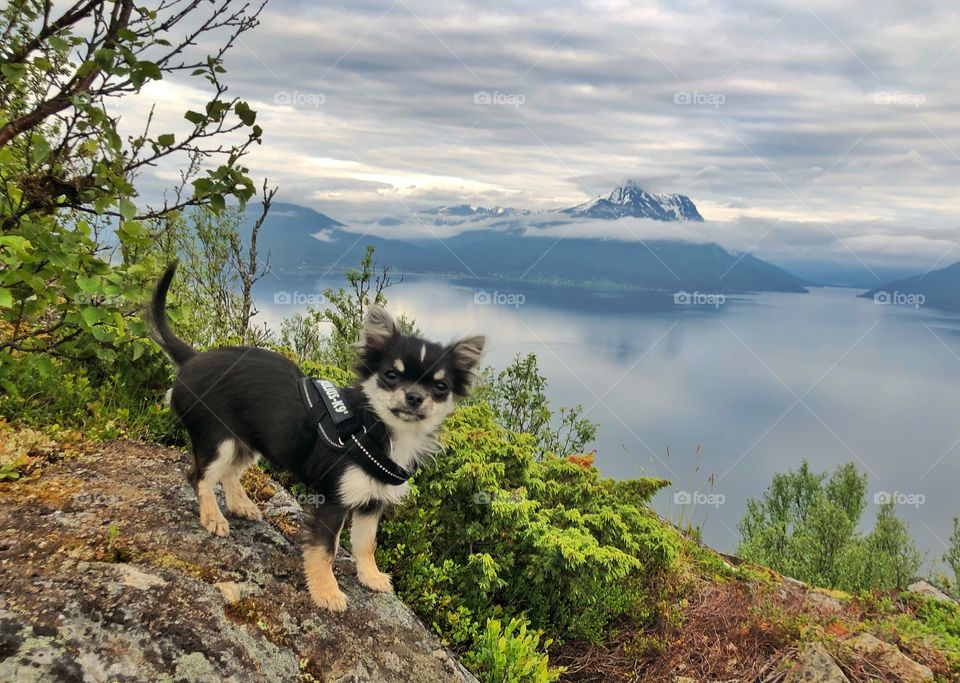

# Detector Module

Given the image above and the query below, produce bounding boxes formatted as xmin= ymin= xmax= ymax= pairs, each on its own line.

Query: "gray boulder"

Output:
xmin=846 ymin=633 xmax=933 ymax=682
xmin=784 ymin=642 xmax=849 ymax=683
xmin=907 ymin=580 xmax=957 ymax=605
xmin=0 ymin=439 xmax=477 ymax=682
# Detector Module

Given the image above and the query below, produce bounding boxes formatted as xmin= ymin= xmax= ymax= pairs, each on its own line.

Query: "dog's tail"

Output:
xmin=145 ymin=261 xmax=197 ymax=367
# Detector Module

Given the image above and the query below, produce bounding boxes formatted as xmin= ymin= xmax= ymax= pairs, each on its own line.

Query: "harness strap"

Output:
xmin=295 ymin=378 xmax=412 ymax=486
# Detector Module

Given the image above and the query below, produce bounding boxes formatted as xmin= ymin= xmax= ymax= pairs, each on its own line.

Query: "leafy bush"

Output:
xmin=892 ymin=593 xmax=960 ymax=677
xmin=946 ymin=518 xmax=960 ymax=591
xmin=378 ymin=401 xmax=678 ymax=650
xmin=471 ymin=353 xmax=597 ymax=458
xmin=0 ymin=343 xmax=180 ymax=444
xmin=1 ymin=1 xmax=263 ymax=374
xmin=464 ymin=618 xmax=560 ymax=683
xmin=738 ymin=460 xmax=922 ymax=591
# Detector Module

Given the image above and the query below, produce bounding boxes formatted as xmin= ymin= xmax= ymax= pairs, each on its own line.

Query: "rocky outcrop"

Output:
xmin=0 ymin=439 xmax=477 ymax=682
xmin=907 ymin=580 xmax=957 ymax=605
xmin=846 ymin=633 xmax=933 ymax=682
xmin=784 ymin=642 xmax=849 ymax=683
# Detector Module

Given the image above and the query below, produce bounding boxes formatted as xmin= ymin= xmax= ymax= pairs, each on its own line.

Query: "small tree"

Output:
xmin=472 ymin=352 xmax=597 ymax=458
xmin=276 ymin=245 xmax=415 ymax=370
xmin=1 ymin=0 xmax=264 ymax=376
xmin=738 ymin=461 xmax=921 ymax=591
xmin=280 ymin=312 xmax=324 ymax=363
xmin=945 ymin=517 xmax=960 ymax=589
xmin=157 ymin=181 xmax=274 ymax=348
xmin=319 ymin=244 xmax=399 ymax=369
xmin=862 ymin=501 xmax=922 ymax=589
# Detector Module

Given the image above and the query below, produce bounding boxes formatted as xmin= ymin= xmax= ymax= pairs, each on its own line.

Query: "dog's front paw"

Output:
xmin=311 ymin=586 xmax=348 ymax=612
xmin=358 ymin=570 xmax=393 ymax=593
xmin=200 ymin=510 xmax=230 ymax=537
xmin=229 ymin=500 xmax=263 ymax=522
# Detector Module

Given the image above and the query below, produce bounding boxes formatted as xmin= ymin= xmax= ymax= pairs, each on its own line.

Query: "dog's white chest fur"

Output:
xmin=337 ymin=423 xmax=436 ymax=508
xmin=339 ymin=467 xmax=411 ymax=507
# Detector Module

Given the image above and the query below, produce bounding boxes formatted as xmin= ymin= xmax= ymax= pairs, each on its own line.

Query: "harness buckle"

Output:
xmin=336 ymin=423 xmax=367 ymax=447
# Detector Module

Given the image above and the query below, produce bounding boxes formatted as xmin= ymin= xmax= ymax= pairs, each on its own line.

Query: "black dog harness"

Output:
xmin=294 ymin=378 xmax=412 ymax=485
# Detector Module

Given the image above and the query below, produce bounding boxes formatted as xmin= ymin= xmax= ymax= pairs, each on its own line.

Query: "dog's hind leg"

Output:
xmin=222 ymin=444 xmax=263 ymax=521
xmin=195 ymin=439 xmax=235 ymax=537
xmin=303 ymin=504 xmax=349 ymax=611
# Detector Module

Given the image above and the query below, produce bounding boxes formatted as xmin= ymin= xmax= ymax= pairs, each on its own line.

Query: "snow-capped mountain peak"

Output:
xmin=565 ymin=181 xmax=704 ymax=221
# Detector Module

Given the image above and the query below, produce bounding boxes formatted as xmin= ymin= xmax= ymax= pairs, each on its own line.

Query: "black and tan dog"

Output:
xmin=146 ymin=263 xmax=484 ymax=610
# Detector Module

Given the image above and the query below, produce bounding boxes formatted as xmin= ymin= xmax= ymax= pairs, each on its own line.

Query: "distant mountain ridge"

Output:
xmin=860 ymin=261 xmax=960 ymax=312
xmin=249 ymin=185 xmax=807 ymax=295
xmin=411 ymin=180 xmax=704 ymax=227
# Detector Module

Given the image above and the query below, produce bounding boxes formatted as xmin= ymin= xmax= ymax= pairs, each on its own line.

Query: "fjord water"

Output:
xmin=260 ymin=278 xmax=960 ymax=564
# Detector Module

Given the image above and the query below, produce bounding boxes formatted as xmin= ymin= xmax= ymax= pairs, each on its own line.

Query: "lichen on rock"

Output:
xmin=0 ymin=439 xmax=476 ymax=682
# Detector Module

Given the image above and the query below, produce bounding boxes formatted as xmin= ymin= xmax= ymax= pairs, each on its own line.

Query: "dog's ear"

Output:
xmin=358 ymin=305 xmax=397 ymax=351
xmin=450 ymin=335 xmax=485 ymax=374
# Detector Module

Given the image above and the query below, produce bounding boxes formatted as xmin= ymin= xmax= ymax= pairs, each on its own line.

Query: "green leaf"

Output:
xmin=192 ymin=178 xmax=213 ymax=196
xmin=35 ymin=356 xmax=53 ymax=378
xmin=208 ymin=194 xmax=226 ymax=213
xmin=47 ymin=35 xmax=70 ymax=51
xmin=156 ymin=133 xmax=175 ymax=147
xmin=234 ymin=101 xmax=256 ymax=126
xmin=0 ymin=288 xmax=12 ymax=308
xmin=0 ymin=63 xmax=27 ymax=83
xmin=138 ymin=60 xmax=162 ymax=80
xmin=80 ymin=306 xmax=103 ymax=327
xmin=95 ymin=347 xmax=118 ymax=363
xmin=76 ymin=275 xmax=99 ymax=293
xmin=92 ymin=326 xmax=113 ymax=342
xmin=184 ymin=110 xmax=206 ymax=125
xmin=30 ymin=137 xmax=50 ymax=165
xmin=118 ymin=199 xmax=136 ymax=221
xmin=76 ymin=60 xmax=98 ymax=77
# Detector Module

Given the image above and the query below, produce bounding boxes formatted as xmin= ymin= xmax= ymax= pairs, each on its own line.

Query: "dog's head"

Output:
xmin=355 ymin=306 xmax=484 ymax=433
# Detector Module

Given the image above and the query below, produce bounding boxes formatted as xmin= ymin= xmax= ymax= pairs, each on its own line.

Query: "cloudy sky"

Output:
xmin=126 ymin=0 xmax=960 ymax=277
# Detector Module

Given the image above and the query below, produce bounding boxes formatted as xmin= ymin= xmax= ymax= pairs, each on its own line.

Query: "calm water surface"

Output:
xmin=259 ymin=277 xmax=960 ymax=566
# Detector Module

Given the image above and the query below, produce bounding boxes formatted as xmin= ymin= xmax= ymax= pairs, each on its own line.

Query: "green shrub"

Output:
xmin=891 ymin=594 xmax=960 ymax=676
xmin=738 ymin=460 xmax=922 ymax=591
xmin=464 ymin=618 xmax=560 ymax=683
xmin=946 ymin=518 xmax=960 ymax=591
xmin=379 ymin=401 xmax=678 ymax=651
xmin=470 ymin=353 xmax=597 ymax=458
xmin=0 ymin=349 xmax=181 ymax=444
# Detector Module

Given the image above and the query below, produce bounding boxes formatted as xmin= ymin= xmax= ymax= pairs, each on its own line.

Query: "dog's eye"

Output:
xmin=383 ymin=369 xmax=398 ymax=382
xmin=434 ymin=380 xmax=448 ymax=393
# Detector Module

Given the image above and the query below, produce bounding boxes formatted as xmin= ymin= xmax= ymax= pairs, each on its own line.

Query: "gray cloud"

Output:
xmin=118 ymin=0 xmax=960 ymax=275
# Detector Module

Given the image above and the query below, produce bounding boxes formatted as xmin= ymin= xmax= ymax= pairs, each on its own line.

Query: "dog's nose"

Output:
xmin=405 ymin=391 xmax=425 ymax=408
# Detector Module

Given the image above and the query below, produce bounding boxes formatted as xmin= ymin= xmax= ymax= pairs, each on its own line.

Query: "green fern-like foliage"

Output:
xmin=464 ymin=618 xmax=560 ymax=683
xmin=378 ymin=401 xmax=677 ymax=651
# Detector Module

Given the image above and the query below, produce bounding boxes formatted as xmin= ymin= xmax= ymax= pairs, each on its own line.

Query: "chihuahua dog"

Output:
xmin=146 ymin=263 xmax=484 ymax=610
